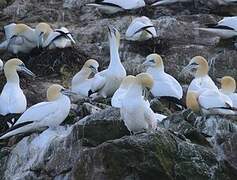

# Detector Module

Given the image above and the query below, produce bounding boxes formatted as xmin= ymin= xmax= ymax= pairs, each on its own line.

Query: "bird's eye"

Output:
xmin=149 ymin=59 xmax=155 ymax=63
xmin=190 ymin=62 xmax=198 ymax=66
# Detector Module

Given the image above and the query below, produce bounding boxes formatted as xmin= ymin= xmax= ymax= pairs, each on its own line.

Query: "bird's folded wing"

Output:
xmin=219 ymin=17 xmax=237 ymax=30
xmin=4 ymin=23 xmax=16 ymax=40
xmin=91 ymin=73 xmax=106 ymax=92
xmin=43 ymin=31 xmax=61 ymax=47
xmin=143 ymin=103 xmax=156 ymax=129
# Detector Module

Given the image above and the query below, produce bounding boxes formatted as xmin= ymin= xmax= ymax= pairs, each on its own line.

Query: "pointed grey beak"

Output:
xmin=180 ymin=64 xmax=197 ymax=76
xmin=90 ymin=66 xmax=98 ymax=74
xmin=142 ymin=60 xmax=150 ymax=67
xmin=61 ymin=89 xmax=77 ymax=96
xmin=20 ymin=65 xmax=36 ymax=78
xmin=216 ymin=78 xmax=222 ymax=83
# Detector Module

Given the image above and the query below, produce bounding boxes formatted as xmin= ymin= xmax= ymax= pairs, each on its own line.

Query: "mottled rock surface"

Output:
xmin=0 ymin=0 xmax=237 ymax=180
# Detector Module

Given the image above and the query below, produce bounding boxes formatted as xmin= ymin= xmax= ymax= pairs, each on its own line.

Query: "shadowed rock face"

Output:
xmin=0 ymin=0 xmax=237 ymax=179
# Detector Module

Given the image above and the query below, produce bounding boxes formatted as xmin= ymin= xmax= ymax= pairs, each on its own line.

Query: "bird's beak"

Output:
xmin=180 ymin=64 xmax=198 ymax=76
xmin=216 ymin=78 xmax=222 ymax=83
xmin=142 ymin=59 xmax=151 ymax=67
xmin=20 ymin=65 xmax=36 ymax=78
xmin=61 ymin=89 xmax=77 ymax=96
xmin=90 ymin=67 xmax=98 ymax=74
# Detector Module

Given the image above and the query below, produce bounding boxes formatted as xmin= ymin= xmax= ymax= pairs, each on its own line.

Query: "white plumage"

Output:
xmin=143 ymin=54 xmax=183 ymax=99
xmin=0 ymin=58 xmax=35 ymax=116
xmin=86 ymin=0 xmax=145 ymax=14
xmin=197 ymin=16 xmax=237 ymax=39
xmin=0 ymin=23 xmax=37 ymax=54
xmin=90 ymin=26 xmax=126 ymax=98
xmin=125 ymin=16 xmax=157 ymax=41
xmin=0 ymin=84 xmax=72 ymax=139
xmin=151 ymin=0 xmax=190 ymax=6
xmin=43 ymin=27 xmax=75 ymax=49
xmin=71 ymin=59 xmax=99 ymax=97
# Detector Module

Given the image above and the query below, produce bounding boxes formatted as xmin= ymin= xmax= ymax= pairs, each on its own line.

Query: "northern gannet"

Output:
xmin=86 ymin=0 xmax=145 ymax=14
xmin=125 ymin=16 xmax=157 ymax=41
xmin=90 ymin=26 xmax=126 ymax=98
xmin=71 ymin=59 xmax=99 ymax=97
xmin=43 ymin=27 xmax=75 ymax=49
xmin=0 ymin=59 xmax=3 ymax=71
xmin=0 ymin=23 xmax=37 ymax=54
xmin=197 ymin=16 xmax=237 ymax=39
xmin=120 ymin=73 xmax=166 ymax=134
xmin=151 ymin=0 xmax=190 ymax=6
xmin=0 ymin=58 xmax=35 ymax=116
xmin=143 ymin=53 xmax=183 ymax=100
xmin=182 ymin=56 xmax=218 ymax=95
xmin=219 ymin=76 xmax=237 ymax=108
xmin=35 ymin=22 xmax=53 ymax=48
xmin=186 ymin=89 xmax=234 ymax=115
xmin=0 ymin=84 xmax=74 ymax=139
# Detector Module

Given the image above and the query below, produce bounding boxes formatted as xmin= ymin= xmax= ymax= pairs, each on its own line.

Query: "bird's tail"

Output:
xmin=0 ymin=121 xmax=34 ymax=140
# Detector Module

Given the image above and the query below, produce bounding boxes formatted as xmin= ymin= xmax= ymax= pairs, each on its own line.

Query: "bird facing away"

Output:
xmin=43 ymin=27 xmax=75 ymax=49
xmin=186 ymin=89 xmax=234 ymax=115
xmin=86 ymin=0 xmax=145 ymax=14
xmin=120 ymin=73 xmax=165 ymax=134
xmin=182 ymin=56 xmax=218 ymax=95
xmin=35 ymin=22 xmax=53 ymax=48
xmin=0 ymin=84 xmax=74 ymax=139
xmin=0 ymin=58 xmax=35 ymax=116
xmin=125 ymin=16 xmax=157 ymax=41
xmin=90 ymin=26 xmax=126 ymax=98
xmin=197 ymin=16 xmax=237 ymax=39
xmin=0 ymin=23 xmax=37 ymax=54
xmin=71 ymin=59 xmax=99 ymax=97
xmin=143 ymin=53 xmax=183 ymax=100
xmin=219 ymin=76 xmax=237 ymax=108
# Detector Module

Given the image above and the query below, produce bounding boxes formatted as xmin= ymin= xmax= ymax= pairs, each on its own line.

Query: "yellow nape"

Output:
xmin=121 ymin=75 xmax=136 ymax=87
xmin=186 ymin=91 xmax=200 ymax=113
xmin=146 ymin=53 xmax=164 ymax=68
xmin=191 ymin=56 xmax=208 ymax=77
xmin=47 ymin=84 xmax=64 ymax=101
xmin=83 ymin=59 xmax=99 ymax=68
xmin=36 ymin=22 xmax=53 ymax=34
xmin=221 ymin=76 xmax=236 ymax=93
xmin=136 ymin=73 xmax=154 ymax=89
xmin=15 ymin=24 xmax=31 ymax=34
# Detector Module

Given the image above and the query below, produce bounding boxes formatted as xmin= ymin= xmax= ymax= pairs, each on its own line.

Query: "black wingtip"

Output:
xmin=88 ymin=90 xmax=93 ymax=97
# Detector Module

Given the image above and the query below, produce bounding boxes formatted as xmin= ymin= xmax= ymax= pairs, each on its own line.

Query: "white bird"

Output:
xmin=0 ymin=23 xmax=37 ymax=54
xmin=86 ymin=0 xmax=145 ymax=14
xmin=0 ymin=58 xmax=35 ymax=116
xmin=219 ymin=76 xmax=237 ymax=108
xmin=182 ymin=56 xmax=218 ymax=95
xmin=0 ymin=84 xmax=74 ymax=139
xmin=186 ymin=89 xmax=235 ymax=115
xmin=120 ymin=73 xmax=166 ymax=134
xmin=151 ymin=0 xmax=190 ymax=6
xmin=35 ymin=22 xmax=53 ymax=48
xmin=143 ymin=53 xmax=183 ymax=100
xmin=197 ymin=16 xmax=237 ymax=39
xmin=43 ymin=27 xmax=75 ymax=49
xmin=90 ymin=26 xmax=126 ymax=98
xmin=71 ymin=59 xmax=99 ymax=97
xmin=0 ymin=58 xmax=3 ymax=72
xmin=125 ymin=16 xmax=157 ymax=41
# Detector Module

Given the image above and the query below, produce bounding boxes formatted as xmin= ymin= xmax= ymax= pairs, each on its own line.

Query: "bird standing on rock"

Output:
xmin=71 ymin=59 xmax=99 ymax=97
xmin=0 ymin=23 xmax=37 ymax=54
xmin=0 ymin=84 xmax=74 ymax=139
xmin=89 ymin=26 xmax=126 ymax=98
xmin=120 ymin=73 xmax=166 ymax=134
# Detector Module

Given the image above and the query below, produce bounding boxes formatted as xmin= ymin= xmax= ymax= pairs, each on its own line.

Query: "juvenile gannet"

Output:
xmin=186 ymin=89 xmax=234 ymax=115
xmin=120 ymin=73 xmax=166 ymax=134
xmin=0 ymin=84 xmax=74 ymax=139
xmin=219 ymin=76 xmax=237 ymax=108
xmin=71 ymin=59 xmax=99 ymax=97
xmin=86 ymin=0 xmax=145 ymax=14
xmin=43 ymin=27 xmax=75 ymax=49
xmin=151 ymin=0 xmax=190 ymax=6
xmin=143 ymin=53 xmax=183 ymax=100
xmin=197 ymin=16 xmax=237 ymax=39
xmin=90 ymin=26 xmax=126 ymax=98
xmin=0 ymin=58 xmax=35 ymax=116
xmin=125 ymin=16 xmax=157 ymax=41
xmin=0 ymin=23 xmax=37 ymax=54
xmin=35 ymin=22 xmax=53 ymax=48
xmin=182 ymin=56 xmax=218 ymax=95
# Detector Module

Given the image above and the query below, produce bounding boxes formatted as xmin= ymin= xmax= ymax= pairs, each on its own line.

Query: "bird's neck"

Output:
xmin=108 ymin=37 xmax=122 ymax=69
xmin=126 ymin=83 xmax=143 ymax=97
xmin=147 ymin=66 xmax=164 ymax=73
xmin=76 ymin=68 xmax=91 ymax=81
xmin=4 ymin=68 xmax=20 ymax=84
xmin=195 ymin=66 xmax=208 ymax=78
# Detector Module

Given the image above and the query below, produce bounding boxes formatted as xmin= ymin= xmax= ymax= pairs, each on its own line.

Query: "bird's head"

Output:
xmin=143 ymin=53 xmax=164 ymax=69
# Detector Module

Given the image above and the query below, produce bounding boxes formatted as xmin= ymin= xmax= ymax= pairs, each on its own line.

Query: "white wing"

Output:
xmin=229 ymin=93 xmax=237 ymax=108
xmin=154 ymin=113 xmax=167 ymax=122
xmin=43 ymin=31 xmax=61 ymax=47
xmin=4 ymin=23 xmax=16 ymax=40
xmin=91 ymin=71 xmax=107 ymax=92
xmin=143 ymin=101 xmax=157 ymax=130
xmin=55 ymin=27 xmax=75 ymax=44
xmin=15 ymin=101 xmax=57 ymax=125
xmin=103 ymin=0 xmax=145 ymax=9
xmin=198 ymin=90 xmax=232 ymax=109
xmin=218 ymin=16 xmax=237 ymax=30
xmin=111 ymin=87 xmax=127 ymax=108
